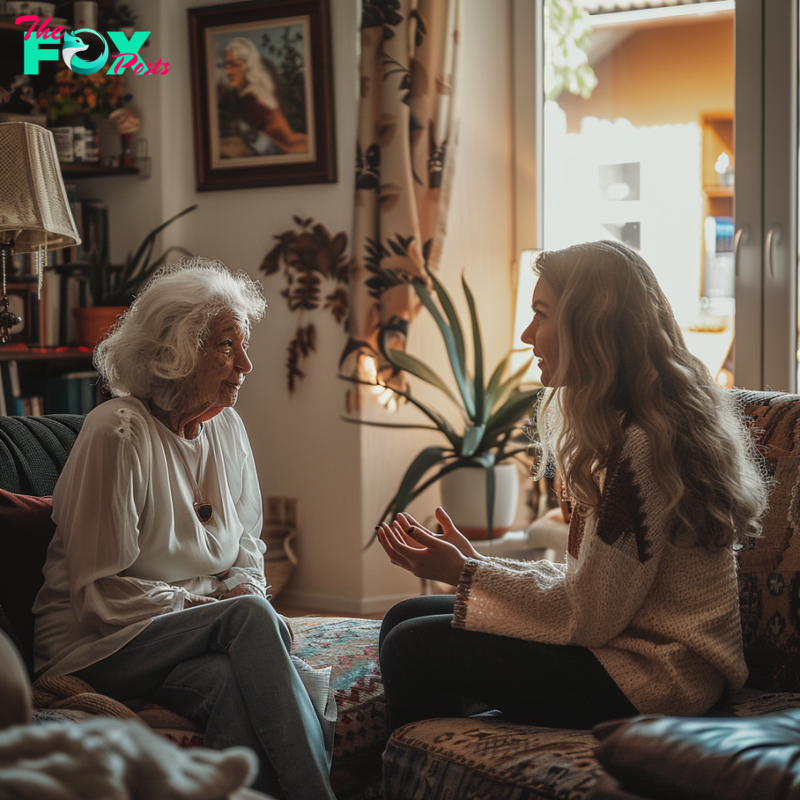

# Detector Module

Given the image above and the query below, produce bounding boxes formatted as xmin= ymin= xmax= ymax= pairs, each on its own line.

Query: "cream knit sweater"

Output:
xmin=453 ymin=423 xmax=748 ymax=716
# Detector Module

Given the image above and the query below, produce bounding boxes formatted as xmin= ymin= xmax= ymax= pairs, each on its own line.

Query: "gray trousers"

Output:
xmin=75 ymin=596 xmax=336 ymax=800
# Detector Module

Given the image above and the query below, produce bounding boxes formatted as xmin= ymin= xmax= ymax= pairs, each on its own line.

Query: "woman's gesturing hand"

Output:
xmin=397 ymin=508 xmax=484 ymax=561
xmin=377 ymin=507 xmax=483 ymax=586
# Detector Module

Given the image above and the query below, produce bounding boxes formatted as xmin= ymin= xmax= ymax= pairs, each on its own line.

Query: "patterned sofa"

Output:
xmin=4 ymin=389 xmax=800 ymax=800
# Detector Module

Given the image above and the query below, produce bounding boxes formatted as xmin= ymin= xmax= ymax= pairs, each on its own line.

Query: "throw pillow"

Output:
xmin=0 ymin=489 xmax=56 ymax=676
xmin=593 ymin=710 xmax=800 ymax=800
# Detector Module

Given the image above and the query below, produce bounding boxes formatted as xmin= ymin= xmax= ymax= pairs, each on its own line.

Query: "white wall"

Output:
xmin=89 ymin=0 xmax=517 ymax=614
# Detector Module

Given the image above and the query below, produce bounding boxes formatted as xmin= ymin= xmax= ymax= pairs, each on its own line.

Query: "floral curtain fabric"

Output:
xmin=341 ymin=0 xmax=461 ymax=404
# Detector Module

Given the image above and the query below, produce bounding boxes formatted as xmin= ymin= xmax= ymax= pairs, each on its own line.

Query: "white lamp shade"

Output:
xmin=0 ymin=122 xmax=81 ymax=252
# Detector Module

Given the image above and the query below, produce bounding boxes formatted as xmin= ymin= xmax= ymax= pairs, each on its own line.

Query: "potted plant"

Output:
xmin=344 ymin=267 xmax=540 ymax=539
xmin=74 ymin=204 xmax=198 ymax=348
xmin=105 ymin=3 xmax=138 ymax=35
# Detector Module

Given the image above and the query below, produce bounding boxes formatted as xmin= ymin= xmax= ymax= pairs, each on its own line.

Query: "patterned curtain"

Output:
xmin=341 ymin=0 xmax=461 ymax=409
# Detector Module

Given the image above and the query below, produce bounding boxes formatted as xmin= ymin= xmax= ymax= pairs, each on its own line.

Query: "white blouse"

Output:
xmin=33 ymin=397 xmax=266 ymax=678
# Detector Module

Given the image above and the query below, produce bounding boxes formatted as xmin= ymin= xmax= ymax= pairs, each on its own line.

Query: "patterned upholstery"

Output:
xmin=733 ymin=391 xmax=800 ymax=692
xmin=382 ymin=689 xmax=800 ymax=800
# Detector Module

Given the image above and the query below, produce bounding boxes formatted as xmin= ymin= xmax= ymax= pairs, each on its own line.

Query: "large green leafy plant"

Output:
xmin=83 ymin=205 xmax=198 ymax=306
xmin=344 ymin=268 xmax=540 ymax=535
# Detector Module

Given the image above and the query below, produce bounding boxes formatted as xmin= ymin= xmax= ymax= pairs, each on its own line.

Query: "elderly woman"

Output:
xmin=222 ymin=37 xmax=308 ymax=155
xmin=32 ymin=260 xmax=336 ymax=800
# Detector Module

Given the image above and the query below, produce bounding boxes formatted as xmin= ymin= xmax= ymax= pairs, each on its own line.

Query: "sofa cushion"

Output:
xmin=734 ymin=392 xmax=800 ymax=693
xmin=0 ymin=415 xmax=84 ymax=496
xmin=593 ymin=708 xmax=800 ymax=800
xmin=382 ymin=716 xmax=601 ymax=800
xmin=0 ymin=489 xmax=56 ymax=676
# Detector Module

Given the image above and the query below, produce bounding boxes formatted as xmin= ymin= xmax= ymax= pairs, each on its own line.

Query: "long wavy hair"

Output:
xmin=531 ymin=240 xmax=767 ymax=548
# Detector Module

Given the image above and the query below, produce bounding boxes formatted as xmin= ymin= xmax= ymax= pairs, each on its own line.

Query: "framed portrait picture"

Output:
xmin=188 ymin=0 xmax=337 ymax=191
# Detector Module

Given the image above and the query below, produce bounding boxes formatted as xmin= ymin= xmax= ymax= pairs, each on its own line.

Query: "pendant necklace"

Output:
xmin=175 ymin=427 xmax=214 ymax=524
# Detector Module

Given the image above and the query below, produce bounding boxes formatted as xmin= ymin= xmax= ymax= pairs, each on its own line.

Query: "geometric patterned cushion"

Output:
xmin=381 ymin=689 xmax=800 ymax=800
xmin=734 ymin=390 xmax=800 ymax=692
xmin=383 ymin=717 xmax=601 ymax=800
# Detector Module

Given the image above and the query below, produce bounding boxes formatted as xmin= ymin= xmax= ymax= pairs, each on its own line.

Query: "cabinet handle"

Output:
xmin=765 ymin=225 xmax=782 ymax=279
xmin=734 ymin=225 xmax=749 ymax=277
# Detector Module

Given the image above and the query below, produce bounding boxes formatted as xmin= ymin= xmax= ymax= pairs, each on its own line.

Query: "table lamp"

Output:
xmin=0 ymin=122 xmax=81 ymax=344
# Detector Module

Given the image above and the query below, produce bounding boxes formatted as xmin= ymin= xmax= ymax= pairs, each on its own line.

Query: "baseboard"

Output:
xmin=276 ymin=588 xmax=414 ymax=616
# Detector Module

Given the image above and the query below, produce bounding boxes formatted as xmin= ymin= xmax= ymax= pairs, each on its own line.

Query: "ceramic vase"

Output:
xmin=439 ymin=462 xmax=519 ymax=540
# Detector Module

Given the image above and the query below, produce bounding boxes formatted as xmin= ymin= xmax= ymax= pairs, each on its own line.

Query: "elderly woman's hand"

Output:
xmin=219 ymin=582 xmax=264 ymax=601
xmin=182 ymin=591 xmax=218 ymax=608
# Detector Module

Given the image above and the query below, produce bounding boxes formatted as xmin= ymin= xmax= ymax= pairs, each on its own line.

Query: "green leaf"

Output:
xmin=338 ymin=375 xmax=462 ymax=450
xmin=491 ymin=356 xmax=535 ymax=415
xmin=340 ymin=417 xmax=442 ymax=432
xmin=462 ymin=276 xmax=485 ymax=424
xmin=120 ymin=205 xmax=198 ymax=289
xmin=471 ymin=451 xmax=497 ymax=470
xmin=413 ymin=279 xmax=475 ymax=418
xmin=485 ymin=389 xmax=540 ymax=436
xmin=460 ymin=424 xmax=486 ymax=457
xmin=425 ymin=268 xmax=467 ymax=369
xmin=485 ymin=353 xmax=511 ymax=414
xmin=383 ymin=348 xmax=462 ymax=410
xmin=484 ymin=461 xmax=496 ymax=536
xmin=383 ymin=447 xmax=451 ymax=520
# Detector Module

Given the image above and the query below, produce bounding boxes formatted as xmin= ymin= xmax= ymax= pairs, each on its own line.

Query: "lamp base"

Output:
xmin=0 ymin=296 xmax=22 ymax=345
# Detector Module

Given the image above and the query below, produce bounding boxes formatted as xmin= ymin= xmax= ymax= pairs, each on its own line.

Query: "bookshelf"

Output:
xmin=0 ymin=349 xmax=98 ymax=416
xmin=0 ymin=18 xmax=142 ymax=416
xmin=0 ymin=348 xmax=93 ymax=362
xmin=0 ymin=174 xmax=135 ymax=417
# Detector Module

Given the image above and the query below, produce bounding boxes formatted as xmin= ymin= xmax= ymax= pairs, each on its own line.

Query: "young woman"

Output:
xmin=377 ymin=240 xmax=767 ymax=732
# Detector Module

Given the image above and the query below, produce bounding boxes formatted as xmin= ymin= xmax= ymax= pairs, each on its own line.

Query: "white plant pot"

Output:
xmin=439 ymin=462 xmax=519 ymax=540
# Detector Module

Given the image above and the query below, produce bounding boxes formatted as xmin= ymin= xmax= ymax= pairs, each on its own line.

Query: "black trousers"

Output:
xmin=378 ymin=595 xmax=638 ymax=733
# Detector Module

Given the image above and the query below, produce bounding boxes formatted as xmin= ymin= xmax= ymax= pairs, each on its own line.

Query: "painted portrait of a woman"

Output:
xmin=211 ymin=23 xmax=314 ymax=165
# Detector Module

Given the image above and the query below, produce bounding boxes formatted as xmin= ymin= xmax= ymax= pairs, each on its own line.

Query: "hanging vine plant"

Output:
xmin=260 ymin=216 xmax=350 ymax=393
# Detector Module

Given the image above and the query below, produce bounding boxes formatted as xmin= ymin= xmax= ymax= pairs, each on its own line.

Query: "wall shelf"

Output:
xmin=61 ymin=164 xmax=139 ymax=178
xmin=0 ymin=347 xmax=93 ymax=362
xmin=703 ymin=185 xmax=734 ymax=198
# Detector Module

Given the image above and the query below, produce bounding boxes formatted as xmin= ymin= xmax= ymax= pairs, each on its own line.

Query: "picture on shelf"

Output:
xmin=188 ymin=0 xmax=336 ymax=191
xmin=3 ymin=283 xmax=35 ymax=343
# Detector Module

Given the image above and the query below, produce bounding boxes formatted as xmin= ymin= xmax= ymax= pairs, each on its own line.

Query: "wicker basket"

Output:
xmin=262 ymin=526 xmax=298 ymax=601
